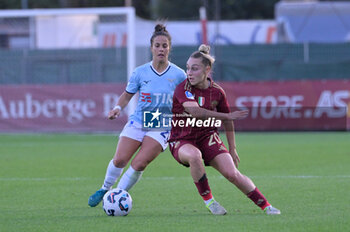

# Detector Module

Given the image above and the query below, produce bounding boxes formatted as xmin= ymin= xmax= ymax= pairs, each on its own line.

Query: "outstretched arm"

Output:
xmin=183 ymin=101 xmax=248 ymax=121
xmin=108 ymin=91 xmax=135 ymax=120
xmin=223 ymin=120 xmax=240 ymax=168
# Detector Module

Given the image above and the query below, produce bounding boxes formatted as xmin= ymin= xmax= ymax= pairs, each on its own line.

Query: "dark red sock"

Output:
xmin=247 ymin=187 xmax=270 ymax=210
xmin=194 ymin=174 xmax=213 ymax=201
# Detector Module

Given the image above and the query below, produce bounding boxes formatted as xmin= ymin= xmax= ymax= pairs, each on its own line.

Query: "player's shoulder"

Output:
xmin=211 ymin=81 xmax=227 ymax=96
xmin=134 ymin=62 xmax=152 ymax=73
xmin=169 ymin=62 xmax=184 ymax=72
xmin=169 ymin=62 xmax=186 ymax=76
xmin=175 ymin=79 xmax=189 ymax=91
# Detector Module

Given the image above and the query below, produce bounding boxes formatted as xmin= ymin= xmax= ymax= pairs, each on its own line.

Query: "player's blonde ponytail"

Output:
xmin=190 ymin=44 xmax=215 ymax=67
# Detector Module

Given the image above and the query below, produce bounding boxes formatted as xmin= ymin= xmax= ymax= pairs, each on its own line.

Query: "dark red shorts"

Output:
xmin=169 ymin=131 xmax=229 ymax=167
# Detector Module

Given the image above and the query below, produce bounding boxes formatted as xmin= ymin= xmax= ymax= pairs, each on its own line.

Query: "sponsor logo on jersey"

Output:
xmin=141 ymin=92 xmax=151 ymax=102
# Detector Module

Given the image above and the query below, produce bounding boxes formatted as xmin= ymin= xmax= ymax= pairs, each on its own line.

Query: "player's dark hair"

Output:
xmin=150 ymin=24 xmax=172 ymax=47
xmin=190 ymin=44 xmax=215 ymax=67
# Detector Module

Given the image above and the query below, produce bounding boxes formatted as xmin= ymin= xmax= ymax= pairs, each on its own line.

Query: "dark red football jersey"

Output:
xmin=169 ymin=78 xmax=230 ymax=141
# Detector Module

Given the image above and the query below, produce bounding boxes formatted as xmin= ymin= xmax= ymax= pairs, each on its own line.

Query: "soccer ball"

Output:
xmin=102 ymin=188 xmax=132 ymax=216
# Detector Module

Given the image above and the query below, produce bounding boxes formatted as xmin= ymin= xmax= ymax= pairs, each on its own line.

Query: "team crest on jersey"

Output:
xmin=211 ymin=100 xmax=218 ymax=108
xmin=185 ymin=91 xmax=195 ymax=100
xmin=198 ymin=97 xmax=205 ymax=106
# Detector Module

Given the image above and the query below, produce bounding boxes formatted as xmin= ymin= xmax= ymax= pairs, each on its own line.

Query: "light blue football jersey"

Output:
xmin=126 ymin=62 xmax=187 ymax=124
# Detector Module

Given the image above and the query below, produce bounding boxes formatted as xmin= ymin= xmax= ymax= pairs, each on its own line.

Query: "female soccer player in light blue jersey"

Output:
xmin=88 ymin=24 xmax=186 ymax=207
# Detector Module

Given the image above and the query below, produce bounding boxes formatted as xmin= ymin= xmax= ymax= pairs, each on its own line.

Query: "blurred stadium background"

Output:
xmin=0 ymin=0 xmax=349 ymax=133
xmin=1 ymin=2 xmax=349 ymax=231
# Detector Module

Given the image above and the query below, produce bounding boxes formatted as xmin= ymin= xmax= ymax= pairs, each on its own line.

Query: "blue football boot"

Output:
xmin=88 ymin=188 xmax=108 ymax=207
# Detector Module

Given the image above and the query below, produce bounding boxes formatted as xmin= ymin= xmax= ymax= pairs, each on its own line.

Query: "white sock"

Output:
xmin=101 ymin=160 xmax=124 ymax=190
xmin=204 ymin=198 xmax=214 ymax=206
xmin=117 ymin=166 xmax=143 ymax=191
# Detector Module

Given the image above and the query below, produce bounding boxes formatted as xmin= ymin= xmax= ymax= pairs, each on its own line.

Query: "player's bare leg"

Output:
xmin=88 ymin=137 xmax=141 ymax=207
xmin=178 ymin=144 xmax=226 ymax=215
xmin=178 ymin=144 xmax=206 ymax=181
xmin=210 ymin=153 xmax=280 ymax=215
xmin=112 ymin=136 xmax=143 ymax=168
xmin=117 ymin=136 xmax=162 ymax=191
xmin=210 ymin=153 xmax=255 ymax=194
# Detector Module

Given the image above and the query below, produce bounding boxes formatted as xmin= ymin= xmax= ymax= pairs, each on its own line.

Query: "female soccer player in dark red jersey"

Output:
xmin=169 ymin=44 xmax=281 ymax=215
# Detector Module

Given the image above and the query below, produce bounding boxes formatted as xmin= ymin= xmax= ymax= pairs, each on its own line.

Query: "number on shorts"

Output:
xmin=160 ymin=131 xmax=170 ymax=140
xmin=208 ymin=133 xmax=222 ymax=146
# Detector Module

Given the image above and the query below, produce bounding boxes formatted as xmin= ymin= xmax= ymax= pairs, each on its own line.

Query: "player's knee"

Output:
xmin=187 ymin=152 xmax=202 ymax=166
xmin=130 ymin=159 xmax=148 ymax=171
xmin=113 ymin=156 xmax=128 ymax=168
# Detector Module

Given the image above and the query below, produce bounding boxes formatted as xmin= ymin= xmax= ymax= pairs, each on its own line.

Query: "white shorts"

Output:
xmin=119 ymin=120 xmax=170 ymax=151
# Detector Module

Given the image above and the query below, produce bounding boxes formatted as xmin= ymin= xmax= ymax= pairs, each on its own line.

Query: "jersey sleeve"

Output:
xmin=216 ymin=90 xmax=230 ymax=113
xmin=125 ymin=70 xmax=140 ymax=94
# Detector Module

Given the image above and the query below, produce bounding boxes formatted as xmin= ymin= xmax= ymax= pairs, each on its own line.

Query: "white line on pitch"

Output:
xmin=0 ymin=175 xmax=350 ymax=182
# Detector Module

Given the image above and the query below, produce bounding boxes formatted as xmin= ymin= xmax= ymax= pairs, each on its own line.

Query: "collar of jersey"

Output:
xmin=150 ymin=62 xmax=171 ymax=76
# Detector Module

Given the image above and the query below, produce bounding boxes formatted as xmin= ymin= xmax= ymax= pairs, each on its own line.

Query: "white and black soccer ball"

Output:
xmin=102 ymin=188 xmax=132 ymax=216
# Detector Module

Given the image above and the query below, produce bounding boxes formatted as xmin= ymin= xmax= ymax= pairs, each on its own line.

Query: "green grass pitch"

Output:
xmin=1 ymin=132 xmax=349 ymax=232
